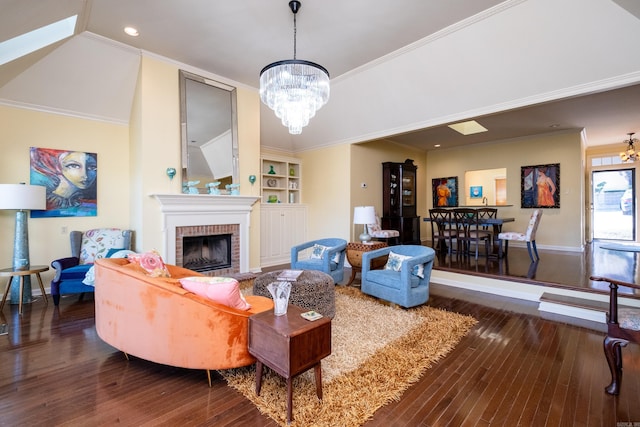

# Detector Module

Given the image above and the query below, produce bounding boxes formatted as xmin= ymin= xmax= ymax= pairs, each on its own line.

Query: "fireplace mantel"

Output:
xmin=152 ymin=194 xmax=259 ymax=271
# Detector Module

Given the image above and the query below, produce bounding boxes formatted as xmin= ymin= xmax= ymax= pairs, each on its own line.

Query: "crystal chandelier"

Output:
xmin=260 ymin=1 xmax=330 ymax=135
xmin=620 ymin=132 xmax=640 ymax=162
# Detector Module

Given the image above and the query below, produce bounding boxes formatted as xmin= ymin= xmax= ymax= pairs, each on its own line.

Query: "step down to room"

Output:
xmin=538 ymin=292 xmax=609 ymax=325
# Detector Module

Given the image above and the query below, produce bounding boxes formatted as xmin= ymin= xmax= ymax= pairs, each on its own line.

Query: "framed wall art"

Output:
xmin=30 ymin=147 xmax=98 ymax=218
xmin=432 ymin=176 xmax=458 ymax=207
xmin=521 ymin=163 xmax=559 ymax=208
xmin=470 ymin=186 xmax=483 ymax=199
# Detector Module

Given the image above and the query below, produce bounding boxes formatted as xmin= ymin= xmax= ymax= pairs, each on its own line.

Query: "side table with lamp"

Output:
xmin=348 ymin=206 xmax=389 ymax=286
xmin=0 ymin=183 xmax=47 ymax=313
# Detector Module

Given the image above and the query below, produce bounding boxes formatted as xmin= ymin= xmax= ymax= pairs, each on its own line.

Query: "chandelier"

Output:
xmin=620 ymin=132 xmax=640 ymax=162
xmin=259 ymin=1 xmax=330 ymax=135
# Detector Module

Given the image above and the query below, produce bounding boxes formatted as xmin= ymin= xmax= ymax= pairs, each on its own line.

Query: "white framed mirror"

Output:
xmin=179 ymin=70 xmax=238 ymax=193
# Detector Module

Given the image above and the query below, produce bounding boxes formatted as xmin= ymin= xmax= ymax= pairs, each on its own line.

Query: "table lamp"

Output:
xmin=0 ymin=184 xmax=46 ymax=304
xmin=353 ymin=206 xmax=376 ymax=243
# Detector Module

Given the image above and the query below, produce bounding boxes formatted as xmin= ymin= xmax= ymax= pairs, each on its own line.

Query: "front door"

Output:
xmin=591 ymin=168 xmax=635 ymax=240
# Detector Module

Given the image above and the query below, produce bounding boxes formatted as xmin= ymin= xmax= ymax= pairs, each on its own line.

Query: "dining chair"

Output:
xmin=477 ymin=207 xmax=498 ymax=253
xmin=497 ymin=209 xmax=543 ymax=262
xmin=453 ymin=208 xmax=491 ymax=259
xmin=590 ymin=276 xmax=640 ymax=395
xmin=429 ymin=208 xmax=457 ymax=254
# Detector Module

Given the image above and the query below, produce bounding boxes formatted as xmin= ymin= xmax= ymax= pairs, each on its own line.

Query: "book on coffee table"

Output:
xmin=277 ymin=269 xmax=304 ymax=282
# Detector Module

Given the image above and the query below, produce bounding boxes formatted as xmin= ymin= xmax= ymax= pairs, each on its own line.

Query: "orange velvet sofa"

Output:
xmin=94 ymin=258 xmax=273 ymax=384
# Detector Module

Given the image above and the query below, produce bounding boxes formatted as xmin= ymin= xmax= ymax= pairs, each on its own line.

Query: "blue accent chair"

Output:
xmin=51 ymin=229 xmax=133 ymax=305
xmin=291 ymin=238 xmax=347 ymax=284
xmin=361 ymin=245 xmax=435 ymax=308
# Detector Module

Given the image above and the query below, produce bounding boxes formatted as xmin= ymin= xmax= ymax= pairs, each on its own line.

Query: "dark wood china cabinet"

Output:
xmin=382 ymin=159 xmax=420 ymax=244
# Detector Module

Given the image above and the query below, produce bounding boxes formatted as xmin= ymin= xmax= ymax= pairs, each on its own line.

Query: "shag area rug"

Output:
xmin=222 ymin=286 xmax=477 ymax=427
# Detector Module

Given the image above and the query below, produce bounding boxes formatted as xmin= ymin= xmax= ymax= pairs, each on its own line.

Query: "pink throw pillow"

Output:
xmin=128 ymin=250 xmax=171 ymax=278
xmin=179 ymin=276 xmax=251 ymax=310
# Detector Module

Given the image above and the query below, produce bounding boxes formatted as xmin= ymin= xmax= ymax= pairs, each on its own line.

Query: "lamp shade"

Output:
xmin=353 ymin=206 xmax=376 ymax=225
xmin=0 ymin=184 xmax=46 ymax=210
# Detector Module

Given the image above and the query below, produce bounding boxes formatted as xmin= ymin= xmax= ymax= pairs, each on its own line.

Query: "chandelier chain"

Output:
xmin=293 ymin=10 xmax=297 ymax=59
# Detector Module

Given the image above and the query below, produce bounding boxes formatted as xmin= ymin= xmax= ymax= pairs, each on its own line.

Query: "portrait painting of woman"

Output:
xmin=521 ymin=163 xmax=559 ymax=208
xmin=432 ymin=176 xmax=458 ymax=207
xmin=30 ymin=147 xmax=98 ymax=217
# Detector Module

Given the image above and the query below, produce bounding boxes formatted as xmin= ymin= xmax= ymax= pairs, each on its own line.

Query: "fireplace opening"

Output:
xmin=182 ymin=234 xmax=232 ymax=272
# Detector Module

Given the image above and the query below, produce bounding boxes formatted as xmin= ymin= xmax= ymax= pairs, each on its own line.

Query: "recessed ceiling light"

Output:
xmin=434 ymin=144 xmax=441 ymax=148
xmin=448 ymin=120 xmax=488 ymax=136
xmin=124 ymin=26 xmax=139 ymax=37
xmin=549 ymin=124 xmax=560 ymax=128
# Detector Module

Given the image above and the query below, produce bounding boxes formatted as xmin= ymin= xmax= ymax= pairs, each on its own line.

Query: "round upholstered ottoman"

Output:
xmin=253 ymin=270 xmax=335 ymax=318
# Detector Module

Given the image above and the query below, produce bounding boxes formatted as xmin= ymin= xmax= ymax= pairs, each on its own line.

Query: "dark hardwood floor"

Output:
xmin=1 ymin=244 xmax=639 ymax=426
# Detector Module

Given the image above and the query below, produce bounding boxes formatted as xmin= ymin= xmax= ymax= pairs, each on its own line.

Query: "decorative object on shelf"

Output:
xmin=259 ymin=0 xmax=330 ymax=135
xmin=267 ymin=178 xmax=278 ymax=187
xmin=289 ymin=193 xmax=295 ymax=204
xmin=290 ymin=167 xmax=295 ymax=176
xmin=521 ymin=163 xmax=560 ymax=208
xmin=249 ymin=175 xmax=256 ymax=185
xmin=353 ymin=206 xmax=377 ymax=243
xmin=166 ymin=167 xmax=176 ymax=180
xmin=0 ymin=183 xmax=46 ymax=305
xmin=620 ymin=132 xmax=639 ymax=162
xmin=226 ymin=183 xmax=240 ymax=195
xmin=206 ymin=181 xmax=221 ymax=195
xmin=268 ymin=165 xmax=276 ymax=174
xmin=186 ymin=180 xmax=200 ymax=194
xmin=268 ymin=195 xmax=278 ymax=203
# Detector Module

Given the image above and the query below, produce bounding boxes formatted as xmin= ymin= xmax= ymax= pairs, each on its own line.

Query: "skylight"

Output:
xmin=0 ymin=15 xmax=77 ymax=66
xmin=448 ymin=120 xmax=488 ymax=136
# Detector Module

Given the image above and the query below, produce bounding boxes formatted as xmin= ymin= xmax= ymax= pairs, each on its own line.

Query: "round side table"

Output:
xmin=0 ymin=265 xmax=49 ymax=315
xmin=345 ymin=241 xmax=388 ymax=286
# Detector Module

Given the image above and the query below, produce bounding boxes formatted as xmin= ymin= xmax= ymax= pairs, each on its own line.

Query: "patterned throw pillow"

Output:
xmin=310 ymin=244 xmax=341 ymax=263
xmin=310 ymin=244 xmax=328 ymax=259
xmin=384 ymin=251 xmax=425 ymax=279
xmin=179 ymin=276 xmax=251 ymax=310
xmin=384 ymin=251 xmax=412 ymax=271
xmin=128 ymin=250 xmax=171 ymax=278
xmin=79 ymin=228 xmax=127 ymax=264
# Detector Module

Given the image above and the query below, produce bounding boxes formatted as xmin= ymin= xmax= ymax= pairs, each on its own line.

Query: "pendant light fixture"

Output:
xmin=620 ymin=132 xmax=640 ymax=162
xmin=259 ymin=1 xmax=330 ymax=135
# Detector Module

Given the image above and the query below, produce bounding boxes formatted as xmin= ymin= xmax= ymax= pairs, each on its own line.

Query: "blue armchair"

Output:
xmin=361 ymin=245 xmax=435 ymax=308
xmin=291 ymin=238 xmax=347 ymax=284
xmin=51 ymin=228 xmax=133 ymax=305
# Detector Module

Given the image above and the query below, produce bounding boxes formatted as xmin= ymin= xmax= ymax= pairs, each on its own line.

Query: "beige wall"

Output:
xmin=298 ymin=144 xmax=352 ymax=241
xmin=350 ymin=140 xmax=428 ymax=241
xmin=427 ymin=131 xmax=585 ymax=251
xmin=0 ymin=106 xmax=130 ymax=284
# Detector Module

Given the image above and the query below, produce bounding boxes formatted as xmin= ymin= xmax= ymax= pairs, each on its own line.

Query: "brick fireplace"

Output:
xmin=153 ymin=194 xmax=259 ymax=274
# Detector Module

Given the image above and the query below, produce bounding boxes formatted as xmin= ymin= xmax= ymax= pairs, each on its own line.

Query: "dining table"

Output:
xmin=424 ymin=210 xmax=515 ymax=257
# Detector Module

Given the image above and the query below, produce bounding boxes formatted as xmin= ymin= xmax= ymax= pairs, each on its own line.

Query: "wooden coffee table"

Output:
xmin=345 ymin=241 xmax=388 ymax=286
xmin=249 ymin=304 xmax=331 ymax=423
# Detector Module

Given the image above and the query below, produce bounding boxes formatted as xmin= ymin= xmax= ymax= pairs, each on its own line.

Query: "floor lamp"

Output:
xmin=0 ymin=184 xmax=46 ymax=304
xmin=353 ymin=206 xmax=377 ymax=243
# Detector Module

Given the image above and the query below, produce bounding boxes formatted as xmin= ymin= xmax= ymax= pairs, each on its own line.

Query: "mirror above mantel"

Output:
xmin=179 ymin=70 xmax=239 ymax=194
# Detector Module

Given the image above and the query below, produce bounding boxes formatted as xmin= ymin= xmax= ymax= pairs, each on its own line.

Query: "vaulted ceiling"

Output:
xmin=1 ymin=0 xmax=640 ymax=153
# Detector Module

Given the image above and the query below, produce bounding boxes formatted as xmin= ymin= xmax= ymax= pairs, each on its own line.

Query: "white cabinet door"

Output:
xmin=260 ymin=205 xmax=307 ymax=267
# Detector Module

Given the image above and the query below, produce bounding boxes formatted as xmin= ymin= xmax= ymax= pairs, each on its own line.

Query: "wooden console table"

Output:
xmin=345 ymin=241 xmax=388 ymax=286
xmin=0 ymin=265 xmax=49 ymax=315
xmin=249 ymin=304 xmax=331 ymax=423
